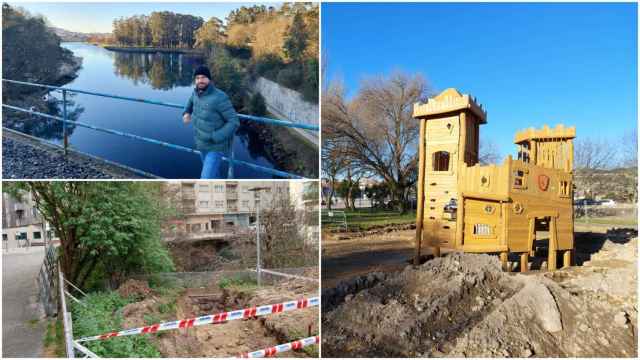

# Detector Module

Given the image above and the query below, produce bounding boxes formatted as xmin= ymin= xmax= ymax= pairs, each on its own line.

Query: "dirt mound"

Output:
xmin=323 ymin=249 xmax=637 ymax=357
xmin=117 ymin=279 xmax=153 ymax=300
xmin=168 ymin=241 xmax=233 ymax=272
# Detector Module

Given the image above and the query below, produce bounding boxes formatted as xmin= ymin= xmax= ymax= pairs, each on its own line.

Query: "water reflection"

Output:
xmin=2 ymin=93 xmax=84 ymax=141
xmin=112 ymin=51 xmax=203 ymax=90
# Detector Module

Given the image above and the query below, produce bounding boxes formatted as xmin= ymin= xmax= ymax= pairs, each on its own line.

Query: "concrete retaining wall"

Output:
xmin=253 ymin=77 xmax=319 ymax=145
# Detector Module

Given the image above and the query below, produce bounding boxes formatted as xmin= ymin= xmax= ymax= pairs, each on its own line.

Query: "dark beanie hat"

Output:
xmin=193 ymin=65 xmax=211 ymax=80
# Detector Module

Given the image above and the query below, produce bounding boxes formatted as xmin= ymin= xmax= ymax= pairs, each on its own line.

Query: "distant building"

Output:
xmin=2 ymin=191 xmax=54 ymax=251
xmin=163 ymin=181 xmax=291 ymax=239
xmin=290 ymin=181 xmax=320 ymax=245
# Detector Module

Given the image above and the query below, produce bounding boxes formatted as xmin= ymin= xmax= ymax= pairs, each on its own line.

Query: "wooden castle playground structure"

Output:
xmin=413 ymin=88 xmax=575 ymax=272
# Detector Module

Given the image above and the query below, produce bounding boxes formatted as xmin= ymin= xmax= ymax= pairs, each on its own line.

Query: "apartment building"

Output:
xmin=2 ymin=191 xmax=53 ymax=251
xmin=165 ymin=181 xmax=291 ymax=238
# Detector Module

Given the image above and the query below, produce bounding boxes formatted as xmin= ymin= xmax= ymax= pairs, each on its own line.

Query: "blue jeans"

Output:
xmin=200 ymin=151 xmax=228 ymax=179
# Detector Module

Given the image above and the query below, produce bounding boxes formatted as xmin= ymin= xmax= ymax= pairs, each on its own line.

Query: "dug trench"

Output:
xmin=111 ymin=275 xmax=318 ymax=357
xmin=322 ymin=237 xmax=638 ymax=357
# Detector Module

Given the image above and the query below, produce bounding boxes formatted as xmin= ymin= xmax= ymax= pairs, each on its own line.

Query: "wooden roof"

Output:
xmin=514 ymin=124 xmax=576 ymax=143
xmin=413 ymin=88 xmax=487 ymax=123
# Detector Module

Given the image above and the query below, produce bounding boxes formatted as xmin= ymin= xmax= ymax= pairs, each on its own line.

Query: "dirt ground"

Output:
xmin=118 ymin=271 xmax=318 ymax=357
xmin=322 ymin=224 xmax=637 ymax=357
xmin=321 ymin=226 xmax=417 ymax=289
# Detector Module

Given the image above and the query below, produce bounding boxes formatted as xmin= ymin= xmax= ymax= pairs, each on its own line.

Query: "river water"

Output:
xmin=6 ymin=42 xmax=278 ymax=179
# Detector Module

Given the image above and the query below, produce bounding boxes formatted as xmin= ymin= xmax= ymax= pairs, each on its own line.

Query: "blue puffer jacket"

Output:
xmin=183 ymin=85 xmax=240 ymax=154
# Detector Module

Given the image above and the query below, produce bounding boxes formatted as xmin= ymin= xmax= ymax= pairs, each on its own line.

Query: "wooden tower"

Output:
xmin=413 ymin=88 xmax=575 ymax=272
xmin=412 ymin=88 xmax=487 ymax=259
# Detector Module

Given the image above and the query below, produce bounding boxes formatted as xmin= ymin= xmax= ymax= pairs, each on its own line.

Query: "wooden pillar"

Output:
xmin=520 ymin=252 xmax=529 ymax=272
xmin=500 ymin=252 xmax=509 ymax=272
xmin=548 ymin=217 xmax=557 ymax=271
xmin=528 ymin=218 xmax=536 ymax=257
xmin=433 ymin=246 xmax=441 ymax=258
xmin=414 ymin=119 xmax=426 ymax=266
xmin=563 ymin=250 xmax=572 ymax=268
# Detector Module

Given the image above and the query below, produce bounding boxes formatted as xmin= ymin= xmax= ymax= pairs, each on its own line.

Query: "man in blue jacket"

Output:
xmin=182 ymin=65 xmax=239 ymax=179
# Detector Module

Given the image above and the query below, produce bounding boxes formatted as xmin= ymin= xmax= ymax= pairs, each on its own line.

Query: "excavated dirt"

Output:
xmin=322 ymin=238 xmax=638 ymax=357
xmin=119 ymin=273 xmax=318 ymax=357
xmin=117 ymin=279 xmax=154 ymax=300
xmin=168 ymin=241 xmax=237 ymax=272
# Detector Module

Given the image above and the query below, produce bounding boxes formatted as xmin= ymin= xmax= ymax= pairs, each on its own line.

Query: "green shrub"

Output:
xmin=301 ymin=58 xmax=319 ymax=103
xmin=254 ymin=53 xmax=284 ymax=81
xmin=71 ymin=292 xmax=161 ymax=357
xmin=276 ymin=64 xmax=304 ymax=89
xmin=247 ymin=92 xmax=267 ymax=117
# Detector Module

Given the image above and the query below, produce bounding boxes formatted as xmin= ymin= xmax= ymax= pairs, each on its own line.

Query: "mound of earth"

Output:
xmin=118 ymin=272 xmax=318 ymax=357
xmin=323 ymin=240 xmax=637 ymax=357
xmin=117 ymin=279 xmax=153 ymax=300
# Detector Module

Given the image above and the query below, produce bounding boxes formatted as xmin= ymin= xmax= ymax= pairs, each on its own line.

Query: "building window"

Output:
xmin=473 ymin=224 xmax=492 ymax=236
xmin=559 ymin=180 xmax=571 ymax=197
xmin=215 ymin=200 xmax=224 ymax=208
xmin=2 ymin=234 xmax=7 ymax=241
xmin=513 ymin=169 xmax=527 ymax=189
xmin=214 ymin=185 xmax=224 ymax=193
xmin=242 ymin=200 xmax=250 ymax=208
xmin=16 ymin=209 xmax=24 ymax=219
xmin=199 ymin=201 xmax=209 ymax=208
xmin=33 ymin=231 xmax=42 ymax=239
xmin=199 ymin=184 xmax=210 ymax=192
xmin=16 ymin=232 xmax=27 ymax=240
xmin=432 ymin=151 xmax=450 ymax=171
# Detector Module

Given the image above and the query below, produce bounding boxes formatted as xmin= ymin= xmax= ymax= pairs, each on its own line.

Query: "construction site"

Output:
xmin=2 ymin=180 xmax=319 ymax=358
xmin=321 ymin=89 xmax=638 ymax=357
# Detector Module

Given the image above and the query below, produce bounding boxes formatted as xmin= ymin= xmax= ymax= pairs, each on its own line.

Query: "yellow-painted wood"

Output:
xmin=520 ymin=252 xmax=529 ymax=272
xmin=414 ymin=119 xmax=426 ymax=265
xmin=413 ymin=88 xmax=575 ymax=271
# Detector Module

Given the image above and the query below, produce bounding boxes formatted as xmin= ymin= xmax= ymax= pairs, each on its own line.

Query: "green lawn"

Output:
xmin=322 ymin=208 xmax=416 ymax=231
xmin=575 ymin=217 xmax=637 ymax=227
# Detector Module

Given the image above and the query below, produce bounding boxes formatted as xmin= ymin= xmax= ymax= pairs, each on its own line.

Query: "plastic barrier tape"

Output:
xmin=75 ymin=296 xmax=319 ymax=342
xmin=238 ymin=336 xmax=319 ymax=358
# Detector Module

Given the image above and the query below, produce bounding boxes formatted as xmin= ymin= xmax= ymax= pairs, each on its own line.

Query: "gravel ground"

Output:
xmin=2 ymin=132 xmax=146 ymax=179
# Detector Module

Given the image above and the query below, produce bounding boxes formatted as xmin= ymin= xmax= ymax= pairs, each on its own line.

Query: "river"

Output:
xmin=6 ymin=42 xmax=278 ymax=179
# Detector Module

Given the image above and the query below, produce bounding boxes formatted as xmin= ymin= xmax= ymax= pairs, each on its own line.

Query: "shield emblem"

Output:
xmin=538 ymin=174 xmax=550 ymax=191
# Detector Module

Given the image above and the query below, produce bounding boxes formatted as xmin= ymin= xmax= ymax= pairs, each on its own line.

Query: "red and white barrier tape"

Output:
xmin=239 ymin=336 xmax=319 ymax=358
xmin=75 ymin=296 xmax=319 ymax=343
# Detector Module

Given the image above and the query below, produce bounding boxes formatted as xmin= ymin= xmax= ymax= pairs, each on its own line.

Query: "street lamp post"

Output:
xmin=248 ymin=186 xmax=270 ymax=287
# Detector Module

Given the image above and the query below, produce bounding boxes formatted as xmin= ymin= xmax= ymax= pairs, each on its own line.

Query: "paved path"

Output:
xmin=2 ymin=247 xmax=46 ymax=358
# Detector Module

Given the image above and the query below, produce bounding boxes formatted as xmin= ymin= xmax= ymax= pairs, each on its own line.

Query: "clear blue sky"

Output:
xmin=322 ymin=2 xmax=638 ymax=158
xmin=10 ymin=2 xmax=280 ymax=33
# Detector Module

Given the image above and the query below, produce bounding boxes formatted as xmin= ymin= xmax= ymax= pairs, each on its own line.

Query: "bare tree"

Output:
xmin=323 ymin=72 xmax=431 ymax=213
xmin=574 ymin=137 xmax=617 ymax=171
xmin=574 ymin=137 xmax=618 ymax=199
xmin=621 ymin=128 xmax=638 ymax=168
xmin=321 ymin=135 xmax=345 ymax=210
xmin=478 ymin=137 xmax=502 ymax=165
xmin=259 ymin=194 xmax=306 ymax=268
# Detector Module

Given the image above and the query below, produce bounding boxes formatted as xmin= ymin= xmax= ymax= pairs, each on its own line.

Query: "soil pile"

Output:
xmin=323 ymin=242 xmax=637 ymax=357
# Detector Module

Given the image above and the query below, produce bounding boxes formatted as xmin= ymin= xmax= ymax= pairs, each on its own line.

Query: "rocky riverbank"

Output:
xmin=2 ymin=130 xmax=148 ymax=179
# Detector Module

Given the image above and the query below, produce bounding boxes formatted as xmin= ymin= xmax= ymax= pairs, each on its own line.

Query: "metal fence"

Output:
xmin=37 ymin=245 xmax=58 ymax=316
xmin=2 ymin=79 xmax=318 ymax=179
xmin=321 ymin=209 xmax=348 ymax=232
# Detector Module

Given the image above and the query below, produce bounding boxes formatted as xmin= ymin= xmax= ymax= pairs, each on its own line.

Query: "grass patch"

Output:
xmin=26 ymin=318 xmax=39 ymax=328
xmin=575 ymin=217 xmax=637 ymax=226
xmin=71 ymin=291 xmax=161 ymax=357
xmin=323 ymin=208 xmax=416 ymax=231
xmin=218 ymin=274 xmax=258 ymax=292
xmin=42 ymin=319 xmax=65 ymax=357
